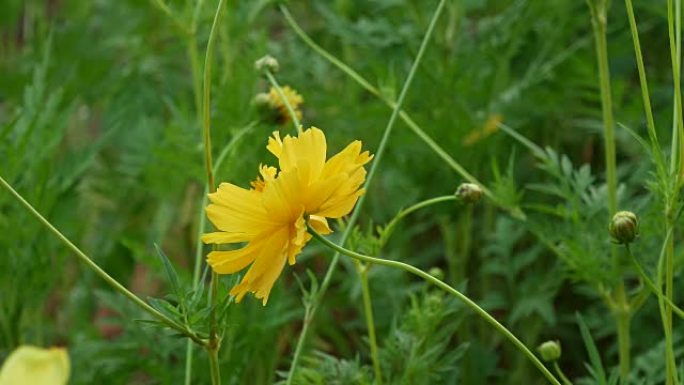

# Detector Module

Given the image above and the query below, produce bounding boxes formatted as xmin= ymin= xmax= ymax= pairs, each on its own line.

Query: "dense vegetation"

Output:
xmin=1 ymin=0 xmax=683 ymax=384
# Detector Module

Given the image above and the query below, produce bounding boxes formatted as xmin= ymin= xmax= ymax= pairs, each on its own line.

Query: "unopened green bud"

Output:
xmin=253 ymin=93 xmax=272 ymax=108
xmin=609 ymin=211 xmax=638 ymax=244
xmin=456 ymin=183 xmax=483 ymax=204
xmin=255 ymin=55 xmax=279 ymax=73
xmin=428 ymin=267 xmax=444 ymax=281
xmin=537 ymin=340 xmax=561 ymax=362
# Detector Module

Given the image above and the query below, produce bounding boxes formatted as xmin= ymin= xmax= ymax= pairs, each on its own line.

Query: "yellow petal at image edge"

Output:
xmin=0 ymin=346 xmax=70 ymax=385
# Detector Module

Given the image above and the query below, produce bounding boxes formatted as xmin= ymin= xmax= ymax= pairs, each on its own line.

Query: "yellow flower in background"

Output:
xmin=268 ymin=85 xmax=303 ymax=124
xmin=462 ymin=114 xmax=503 ymax=146
xmin=0 ymin=346 xmax=70 ymax=385
xmin=203 ymin=127 xmax=373 ymax=305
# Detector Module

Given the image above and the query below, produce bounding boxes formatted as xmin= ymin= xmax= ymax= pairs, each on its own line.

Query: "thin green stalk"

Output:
xmin=307 ymin=224 xmax=561 ymax=385
xmin=202 ymin=1 xmax=228 ymax=384
xmin=663 ymin=1 xmax=683 ymax=383
xmin=552 ymin=362 xmax=573 ymax=385
xmin=382 ymin=195 xmax=459 ymax=244
xmin=626 ymin=245 xmax=684 ymax=317
xmin=0 ymin=175 xmax=207 ymax=347
xmin=588 ymin=1 xmax=630 ymax=381
xmin=184 ymin=123 xmax=255 ymax=385
xmin=264 ymin=70 xmax=302 ymax=133
xmin=278 ymin=5 xmax=525 ymax=220
xmin=358 ymin=264 xmax=382 ymax=384
xmin=285 ymin=1 xmax=448 ymax=382
xmin=149 ymin=0 xmax=191 ymax=35
xmin=623 ymin=0 xmax=665 ymax=173
xmin=588 ymin=0 xmax=617 ymax=215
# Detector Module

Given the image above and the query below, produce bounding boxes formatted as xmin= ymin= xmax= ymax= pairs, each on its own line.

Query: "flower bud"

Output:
xmin=255 ymin=55 xmax=279 ymax=73
xmin=537 ymin=340 xmax=561 ymax=362
xmin=253 ymin=93 xmax=271 ymax=107
xmin=609 ymin=211 xmax=638 ymax=244
xmin=456 ymin=183 xmax=483 ymax=204
xmin=428 ymin=267 xmax=444 ymax=281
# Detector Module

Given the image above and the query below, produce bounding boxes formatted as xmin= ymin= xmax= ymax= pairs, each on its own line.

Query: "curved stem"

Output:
xmin=278 ymin=4 xmax=524 ymax=220
xmin=284 ymin=1 xmax=448 ymax=382
xmin=264 ymin=70 xmax=302 ymax=133
xmin=552 ymin=362 xmax=573 ymax=385
xmin=0 ymin=175 xmax=207 ymax=346
xmin=307 ymin=224 xmax=561 ymax=385
xmin=382 ymin=195 xmax=458 ymax=244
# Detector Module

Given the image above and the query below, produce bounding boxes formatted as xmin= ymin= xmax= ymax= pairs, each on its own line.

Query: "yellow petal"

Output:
xmin=206 ymin=183 xmax=274 ymax=234
xmin=266 ymin=131 xmax=283 ymax=158
xmin=278 ymin=127 xmax=327 ymax=180
xmin=0 ymin=346 xmax=69 ymax=385
xmin=207 ymin=243 xmax=261 ymax=275
xmin=309 ymin=215 xmax=332 ymax=234
xmin=262 ymin=168 xmax=306 ymax=224
xmin=201 ymin=232 xmax=250 ymax=245
xmin=229 ymin=227 xmax=291 ymax=305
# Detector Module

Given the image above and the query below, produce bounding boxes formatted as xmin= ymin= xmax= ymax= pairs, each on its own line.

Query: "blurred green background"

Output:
xmin=1 ymin=0 xmax=682 ymax=384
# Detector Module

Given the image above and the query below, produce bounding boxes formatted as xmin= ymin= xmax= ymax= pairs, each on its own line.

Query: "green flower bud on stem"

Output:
xmin=537 ymin=340 xmax=561 ymax=362
xmin=428 ymin=267 xmax=444 ymax=281
xmin=609 ymin=211 xmax=638 ymax=244
xmin=456 ymin=183 xmax=483 ymax=204
xmin=254 ymin=55 xmax=279 ymax=74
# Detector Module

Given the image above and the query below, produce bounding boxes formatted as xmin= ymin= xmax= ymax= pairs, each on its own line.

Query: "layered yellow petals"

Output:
xmin=268 ymin=85 xmax=303 ymax=124
xmin=0 ymin=346 xmax=70 ymax=385
xmin=203 ymin=127 xmax=372 ymax=305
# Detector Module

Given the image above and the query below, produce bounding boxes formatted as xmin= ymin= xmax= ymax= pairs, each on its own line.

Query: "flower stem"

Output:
xmin=623 ymin=0 xmax=665 ymax=172
xmin=0 ymin=175 xmax=208 ymax=346
xmin=357 ymin=263 xmax=382 ymax=384
xmin=626 ymin=245 xmax=684 ymax=318
xmin=278 ymin=4 xmax=525 ymax=220
xmin=382 ymin=195 xmax=459 ymax=245
xmin=664 ymin=0 xmax=683 ymax=383
xmin=552 ymin=362 xmax=573 ymax=385
xmin=307 ymin=225 xmax=561 ymax=385
xmin=587 ymin=1 xmax=631 ymax=381
xmin=264 ymin=70 xmax=302 ymax=133
xmin=202 ymin=0 xmax=228 ymax=383
xmin=284 ymin=1 xmax=448 ymax=382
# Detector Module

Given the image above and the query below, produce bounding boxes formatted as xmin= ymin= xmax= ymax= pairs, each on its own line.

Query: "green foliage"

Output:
xmin=2 ymin=0 xmax=684 ymax=384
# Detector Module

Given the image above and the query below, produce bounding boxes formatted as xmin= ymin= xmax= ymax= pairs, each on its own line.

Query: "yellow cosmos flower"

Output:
xmin=202 ymin=127 xmax=373 ymax=305
xmin=268 ymin=85 xmax=303 ymax=124
xmin=0 ymin=345 xmax=70 ymax=385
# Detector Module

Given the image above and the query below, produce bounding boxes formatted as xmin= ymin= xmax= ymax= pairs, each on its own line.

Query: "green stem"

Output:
xmin=284 ymin=1 xmax=448 ymax=382
xmin=382 ymin=195 xmax=459 ymax=245
xmin=278 ymin=5 xmax=524 ymax=220
xmin=665 ymin=0 xmax=683 ymax=383
xmin=208 ymin=347 xmax=221 ymax=385
xmin=264 ymin=70 xmax=302 ymax=133
xmin=552 ymin=361 xmax=573 ymax=385
xmin=357 ymin=263 xmax=382 ymax=384
xmin=626 ymin=245 xmax=684 ymax=317
xmin=0 ymin=175 xmax=207 ymax=346
xmin=623 ymin=0 xmax=665 ymax=173
xmin=588 ymin=1 xmax=629 ymax=381
xmin=202 ymin=1 xmax=228 ymax=383
xmin=149 ymin=0 xmax=191 ymax=35
xmin=307 ymin=224 xmax=561 ymax=385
